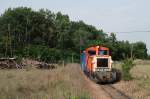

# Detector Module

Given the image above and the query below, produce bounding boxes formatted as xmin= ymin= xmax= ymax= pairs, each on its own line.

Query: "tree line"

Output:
xmin=0 ymin=7 xmax=148 ymax=62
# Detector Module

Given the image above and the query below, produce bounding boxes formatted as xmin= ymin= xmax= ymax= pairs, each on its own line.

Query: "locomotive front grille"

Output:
xmin=97 ymin=58 xmax=108 ymax=67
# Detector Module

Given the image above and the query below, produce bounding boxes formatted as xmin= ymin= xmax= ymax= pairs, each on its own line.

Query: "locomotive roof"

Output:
xmin=85 ymin=46 xmax=109 ymax=51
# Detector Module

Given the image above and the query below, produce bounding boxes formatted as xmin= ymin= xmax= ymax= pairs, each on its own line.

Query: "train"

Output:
xmin=81 ymin=45 xmax=121 ymax=83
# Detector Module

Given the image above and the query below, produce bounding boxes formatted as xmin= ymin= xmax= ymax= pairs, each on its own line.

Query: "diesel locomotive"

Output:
xmin=81 ymin=45 xmax=121 ymax=83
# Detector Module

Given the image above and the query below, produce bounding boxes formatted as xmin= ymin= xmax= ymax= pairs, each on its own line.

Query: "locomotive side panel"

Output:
xmin=81 ymin=52 xmax=86 ymax=71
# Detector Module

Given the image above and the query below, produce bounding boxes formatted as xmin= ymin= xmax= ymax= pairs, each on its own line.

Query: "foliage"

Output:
xmin=0 ymin=7 xmax=148 ymax=62
xmin=147 ymin=54 xmax=150 ymax=59
xmin=122 ymin=58 xmax=135 ymax=81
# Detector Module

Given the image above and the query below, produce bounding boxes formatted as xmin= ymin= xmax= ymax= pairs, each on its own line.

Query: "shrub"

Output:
xmin=122 ymin=58 xmax=135 ymax=81
xmin=40 ymin=48 xmax=62 ymax=62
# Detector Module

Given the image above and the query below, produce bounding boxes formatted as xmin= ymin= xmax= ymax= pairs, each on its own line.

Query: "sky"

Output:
xmin=0 ymin=0 xmax=150 ymax=53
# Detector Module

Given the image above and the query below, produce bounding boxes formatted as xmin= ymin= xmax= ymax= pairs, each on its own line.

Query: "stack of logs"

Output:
xmin=0 ymin=58 xmax=22 ymax=69
xmin=0 ymin=58 xmax=57 ymax=69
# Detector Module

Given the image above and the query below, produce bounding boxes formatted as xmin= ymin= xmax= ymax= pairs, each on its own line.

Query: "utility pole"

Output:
xmin=5 ymin=32 xmax=8 ymax=58
xmin=131 ymin=44 xmax=134 ymax=59
xmin=79 ymin=35 xmax=82 ymax=54
xmin=8 ymin=24 xmax=12 ymax=58
xmin=5 ymin=24 xmax=12 ymax=58
xmin=62 ymin=32 xmax=65 ymax=66
xmin=71 ymin=53 xmax=74 ymax=63
xmin=26 ymin=17 xmax=29 ymax=57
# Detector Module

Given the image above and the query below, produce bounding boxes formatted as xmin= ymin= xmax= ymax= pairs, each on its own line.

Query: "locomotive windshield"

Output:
xmin=99 ymin=50 xmax=108 ymax=55
xmin=97 ymin=58 xmax=108 ymax=67
xmin=88 ymin=50 xmax=96 ymax=56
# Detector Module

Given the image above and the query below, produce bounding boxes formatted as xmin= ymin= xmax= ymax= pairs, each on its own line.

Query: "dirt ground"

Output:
xmin=79 ymin=65 xmax=111 ymax=99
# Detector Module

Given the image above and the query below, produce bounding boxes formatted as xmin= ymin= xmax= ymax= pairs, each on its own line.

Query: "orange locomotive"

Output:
xmin=81 ymin=45 xmax=121 ymax=83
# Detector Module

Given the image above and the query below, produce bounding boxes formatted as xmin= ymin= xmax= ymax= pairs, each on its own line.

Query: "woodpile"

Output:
xmin=0 ymin=58 xmax=22 ymax=69
xmin=36 ymin=63 xmax=57 ymax=69
xmin=21 ymin=59 xmax=57 ymax=69
xmin=0 ymin=58 xmax=57 ymax=69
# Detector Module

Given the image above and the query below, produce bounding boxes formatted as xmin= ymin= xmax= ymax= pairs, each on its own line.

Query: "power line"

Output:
xmin=106 ymin=31 xmax=150 ymax=34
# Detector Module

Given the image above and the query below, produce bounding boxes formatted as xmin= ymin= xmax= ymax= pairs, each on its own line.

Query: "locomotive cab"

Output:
xmin=86 ymin=46 xmax=112 ymax=72
xmin=93 ymin=47 xmax=113 ymax=72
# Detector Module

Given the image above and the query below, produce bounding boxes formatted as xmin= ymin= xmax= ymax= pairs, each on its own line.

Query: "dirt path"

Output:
xmin=76 ymin=64 xmax=130 ymax=99
xmin=100 ymin=85 xmax=131 ymax=99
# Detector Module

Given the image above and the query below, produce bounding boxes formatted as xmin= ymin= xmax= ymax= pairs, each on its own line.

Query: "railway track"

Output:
xmin=101 ymin=84 xmax=131 ymax=99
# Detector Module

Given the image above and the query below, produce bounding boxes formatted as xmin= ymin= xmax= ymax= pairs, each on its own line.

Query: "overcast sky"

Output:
xmin=0 ymin=0 xmax=150 ymax=53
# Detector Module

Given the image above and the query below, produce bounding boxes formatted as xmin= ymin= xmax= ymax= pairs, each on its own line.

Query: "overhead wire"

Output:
xmin=106 ymin=30 xmax=150 ymax=34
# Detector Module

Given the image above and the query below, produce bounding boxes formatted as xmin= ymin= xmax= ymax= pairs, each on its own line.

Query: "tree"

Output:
xmin=0 ymin=7 xmax=148 ymax=61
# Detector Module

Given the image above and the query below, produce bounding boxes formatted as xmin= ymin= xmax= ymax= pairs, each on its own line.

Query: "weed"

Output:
xmin=122 ymin=58 xmax=135 ymax=81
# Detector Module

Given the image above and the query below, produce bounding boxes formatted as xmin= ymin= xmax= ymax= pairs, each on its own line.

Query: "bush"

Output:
xmin=122 ymin=58 xmax=135 ymax=81
xmin=15 ymin=45 xmax=62 ymax=62
xmin=40 ymin=48 xmax=62 ymax=62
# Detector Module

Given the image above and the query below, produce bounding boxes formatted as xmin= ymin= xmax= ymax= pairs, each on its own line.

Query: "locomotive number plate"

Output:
xmin=96 ymin=68 xmax=109 ymax=71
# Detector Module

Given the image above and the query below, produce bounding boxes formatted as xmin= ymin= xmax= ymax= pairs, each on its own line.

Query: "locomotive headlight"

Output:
xmin=92 ymin=61 xmax=95 ymax=64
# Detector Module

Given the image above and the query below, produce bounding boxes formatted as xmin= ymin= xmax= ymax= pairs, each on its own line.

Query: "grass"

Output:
xmin=113 ymin=59 xmax=150 ymax=99
xmin=0 ymin=64 xmax=90 ymax=99
xmin=1 ymin=60 xmax=150 ymax=99
xmin=131 ymin=60 xmax=150 ymax=91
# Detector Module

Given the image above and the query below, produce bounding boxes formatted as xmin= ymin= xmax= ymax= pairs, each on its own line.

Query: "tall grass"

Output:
xmin=0 ymin=64 xmax=90 ymax=99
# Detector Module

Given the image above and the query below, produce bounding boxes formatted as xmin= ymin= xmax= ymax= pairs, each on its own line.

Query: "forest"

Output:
xmin=0 ymin=7 xmax=148 ymax=62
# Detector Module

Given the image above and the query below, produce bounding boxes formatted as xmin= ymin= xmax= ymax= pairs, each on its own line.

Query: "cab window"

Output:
xmin=88 ymin=50 xmax=96 ymax=56
xmin=99 ymin=50 xmax=108 ymax=55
